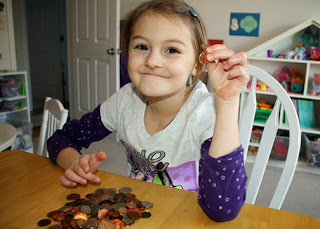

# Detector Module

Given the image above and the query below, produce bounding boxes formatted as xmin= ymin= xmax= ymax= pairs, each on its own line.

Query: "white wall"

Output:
xmin=120 ymin=0 xmax=320 ymax=53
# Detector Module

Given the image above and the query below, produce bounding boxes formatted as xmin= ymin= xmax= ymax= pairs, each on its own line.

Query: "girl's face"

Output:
xmin=128 ymin=12 xmax=198 ymax=99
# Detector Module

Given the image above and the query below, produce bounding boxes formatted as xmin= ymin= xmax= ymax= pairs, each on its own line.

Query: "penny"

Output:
xmin=98 ymin=209 xmax=109 ymax=219
xmin=91 ymin=203 xmax=100 ymax=217
xmin=98 ymin=221 xmax=115 ymax=229
xmin=100 ymin=203 xmax=112 ymax=211
xmin=121 ymin=216 xmax=134 ymax=226
xmin=112 ymin=202 xmax=126 ymax=211
xmin=119 ymin=187 xmax=132 ymax=194
xmin=118 ymin=207 xmax=127 ymax=217
xmin=84 ymin=218 xmax=98 ymax=229
xmin=47 ymin=210 xmax=59 ymax=218
xmin=73 ymin=212 xmax=88 ymax=221
xmin=59 ymin=205 xmax=73 ymax=213
xmin=199 ymin=44 xmax=209 ymax=64
xmin=110 ymin=219 xmax=124 ymax=229
xmin=141 ymin=201 xmax=153 ymax=209
xmin=37 ymin=218 xmax=51 ymax=226
xmin=89 ymin=193 xmax=102 ymax=204
xmin=113 ymin=193 xmax=126 ymax=201
xmin=126 ymin=202 xmax=137 ymax=209
xmin=108 ymin=209 xmax=120 ymax=219
xmin=127 ymin=211 xmax=141 ymax=220
xmin=67 ymin=193 xmax=81 ymax=200
xmin=141 ymin=211 xmax=152 ymax=218
xmin=81 ymin=205 xmax=92 ymax=215
xmin=48 ymin=224 xmax=63 ymax=229
xmin=76 ymin=218 xmax=87 ymax=228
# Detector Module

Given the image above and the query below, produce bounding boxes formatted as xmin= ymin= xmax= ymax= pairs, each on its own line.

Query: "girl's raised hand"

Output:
xmin=59 ymin=151 xmax=107 ymax=187
xmin=204 ymin=44 xmax=249 ymax=102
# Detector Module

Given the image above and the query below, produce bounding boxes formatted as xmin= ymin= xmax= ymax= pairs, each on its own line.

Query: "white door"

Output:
xmin=67 ymin=0 xmax=120 ymax=119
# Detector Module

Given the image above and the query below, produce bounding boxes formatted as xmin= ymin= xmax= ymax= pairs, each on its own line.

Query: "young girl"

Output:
xmin=48 ymin=0 xmax=249 ymax=222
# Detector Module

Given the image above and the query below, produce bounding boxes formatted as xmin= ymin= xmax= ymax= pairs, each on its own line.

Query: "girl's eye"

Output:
xmin=167 ymin=47 xmax=180 ymax=54
xmin=135 ymin=44 xmax=148 ymax=51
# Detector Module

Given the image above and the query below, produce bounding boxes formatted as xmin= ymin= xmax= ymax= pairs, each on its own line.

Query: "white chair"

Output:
xmin=239 ymin=64 xmax=301 ymax=209
xmin=37 ymin=97 xmax=69 ymax=157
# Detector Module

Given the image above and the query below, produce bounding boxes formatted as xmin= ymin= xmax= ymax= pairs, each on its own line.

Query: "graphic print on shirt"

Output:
xmin=120 ymin=140 xmax=199 ymax=192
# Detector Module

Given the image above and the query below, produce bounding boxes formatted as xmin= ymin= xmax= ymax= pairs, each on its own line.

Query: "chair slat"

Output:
xmin=239 ymin=78 xmax=257 ymax=162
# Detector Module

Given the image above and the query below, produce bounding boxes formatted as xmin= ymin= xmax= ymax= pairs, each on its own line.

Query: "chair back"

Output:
xmin=37 ymin=97 xmax=69 ymax=157
xmin=239 ymin=64 xmax=301 ymax=209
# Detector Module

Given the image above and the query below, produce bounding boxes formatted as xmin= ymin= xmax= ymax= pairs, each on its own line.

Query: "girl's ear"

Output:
xmin=192 ymin=63 xmax=205 ymax=76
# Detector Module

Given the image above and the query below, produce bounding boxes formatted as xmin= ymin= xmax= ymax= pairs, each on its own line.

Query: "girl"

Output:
xmin=48 ymin=0 xmax=249 ymax=222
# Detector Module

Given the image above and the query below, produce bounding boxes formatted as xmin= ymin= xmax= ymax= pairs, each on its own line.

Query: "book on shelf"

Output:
xmin=284 ymin=99 xmax=315 ymax=128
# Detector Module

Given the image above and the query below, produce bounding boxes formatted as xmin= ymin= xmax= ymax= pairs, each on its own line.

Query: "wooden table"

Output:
xmin=0 ymin=150 xmax=319 ymax=229
xmin=0 ymin=122 xmax=16 ymax=151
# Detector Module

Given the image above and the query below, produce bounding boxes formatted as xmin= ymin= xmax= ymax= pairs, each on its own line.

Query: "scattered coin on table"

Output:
xmin=37 ymin=187 xmax=153 ymax=228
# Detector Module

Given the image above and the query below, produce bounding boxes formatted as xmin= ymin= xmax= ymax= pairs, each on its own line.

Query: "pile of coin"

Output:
xmin=37 ymin=187 xmax=153 ymax=229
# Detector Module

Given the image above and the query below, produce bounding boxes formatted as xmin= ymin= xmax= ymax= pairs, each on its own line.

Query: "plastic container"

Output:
xmin=304 ymin=135 xmax=320 ymax=167
xmin=0 ymin=79 xmax=22 ymax=97
xmin=270 ymin=136 xmax=289 ymax=160
xmin=0 ymin=100 xmax=21 ymax=111
xmin=5 ymin=119 xmax=33 ymax=151
xmin=254 ymin=109 xmax=272 ymax=123
xmin=250 ymin=130 xmax=262 ymax=143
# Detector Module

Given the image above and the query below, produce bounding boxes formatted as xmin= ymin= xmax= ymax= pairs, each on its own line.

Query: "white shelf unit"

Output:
xmin=241 ymin=18 xmax=320 ymax=172
xmin=0 ymin=71 xmax=33 ymax=153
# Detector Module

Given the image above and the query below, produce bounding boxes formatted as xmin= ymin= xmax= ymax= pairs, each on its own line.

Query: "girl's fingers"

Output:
xmin=64 ymin=168 xmax=88 ymax=185
xmin=79 ymin=155 xmax=90 ymax=173
xmin=59 ymin=175 xmax=77 ymax=187
xmin=228 ymin=65 xmax=249 ymax=81
xmin=223 ymin=51 xmax=247 ymax=71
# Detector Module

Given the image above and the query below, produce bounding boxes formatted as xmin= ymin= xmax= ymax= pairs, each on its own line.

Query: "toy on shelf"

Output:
xmin=254 ymin=98 xmax=273 ymax=123
xmin=247 ymin=79 xmax=272 ymax=91
xmin=309 ymin=47 xmax=320 ymax=61
xmin=312 ymin=73 xmax=320 ymax=96
xmin=278 ymin=67 xmax=291 ymax=92
xmin=290 ymin=69 xmax=305 ymax=93
xmin=287 ymin=46 xmax=306 ymax=60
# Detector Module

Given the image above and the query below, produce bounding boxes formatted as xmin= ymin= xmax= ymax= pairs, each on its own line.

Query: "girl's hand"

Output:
xmin=59 ymin=151 xmax=107 ymax=187
xmin=205 ymin=44 xmax=249 ymax=102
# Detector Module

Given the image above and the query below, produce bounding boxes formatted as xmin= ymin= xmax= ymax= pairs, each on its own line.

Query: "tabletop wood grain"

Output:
xmin=0 ymin=150 xmax=319 ymax=229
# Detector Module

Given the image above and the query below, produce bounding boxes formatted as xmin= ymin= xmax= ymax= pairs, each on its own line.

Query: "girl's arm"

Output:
xmin=198 ymin=139 xmax=247 ymax=221
xmin=47 ymin=105 xmax=112 ymax=186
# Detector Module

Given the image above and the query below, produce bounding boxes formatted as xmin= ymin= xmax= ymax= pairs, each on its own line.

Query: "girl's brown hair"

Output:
xmin=120 ymin=0 xmax=207 ymax=87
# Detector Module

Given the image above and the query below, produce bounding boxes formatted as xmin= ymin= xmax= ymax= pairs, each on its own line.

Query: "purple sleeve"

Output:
xmin=198 ymin=138 xmax=247 ymax=222
xmin=47 ymin=105 xmax=112 ymax=164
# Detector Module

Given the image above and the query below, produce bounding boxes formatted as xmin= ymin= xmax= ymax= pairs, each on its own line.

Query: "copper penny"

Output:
xmin=127 ymin=211 xmax=141 ymax=220
xmin=108 ymin=209 xmax=120 ymax=219
xmin=110 ymin=219 xmax=124 ymax=229
xmin=118 ymin=207 xmax=127 ymax=217
xmin=37 ymin=218 xmax=51 ymax=227
xmin=67 ymin=193 xmax=81 ymax=200
xmin=98 ymin=209 xmax=109 ymax=219
xmin=112 ymin=202 xmax=126 ymax=211
xmin=122 ymin=216 xmax=135 ymax=226
xmin=80 ymin=205 xmax=91 ymax=215
xmin=199 ymin=44 xmax=209 ymax=64
xmin=48 ymin=224 xmax=63 ymax=229
xmin=98 ymin=221 xmax=115 ymax=229
xmin=59 ymin=205 xmax=73 ymax=213
xmin=89 ymin=193 xmax=102 ymax=204
xmin=47 ymin=210 xmax=59 ymax=218
xmin=141 ymin=211 xmax=152 ymax=218
xmin=84 ymin=218 xmax=98 ymax=228
xmin=76 ymin=218 xmax=87 ymax=228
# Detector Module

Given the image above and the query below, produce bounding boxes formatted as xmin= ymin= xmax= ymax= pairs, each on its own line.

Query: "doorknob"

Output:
xmin=107 ymin=48 xmax=115 ymax=55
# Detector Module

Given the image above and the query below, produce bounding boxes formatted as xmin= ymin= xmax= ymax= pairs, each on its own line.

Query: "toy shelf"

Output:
xmin=242 ymin=18 xmax=320 ymax=171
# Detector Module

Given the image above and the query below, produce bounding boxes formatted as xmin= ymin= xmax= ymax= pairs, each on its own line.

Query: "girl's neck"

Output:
xmin=144 ymin=87 xmax=191 ymax=135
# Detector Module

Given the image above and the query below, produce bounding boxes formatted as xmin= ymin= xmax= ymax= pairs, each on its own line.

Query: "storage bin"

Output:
xmin=250 ymin=130 xmax=262 ymax=143
xmin=0 ymin=100 xmax=21 ymax=111
xmin=0 ymin=79 xmax=21 ymax=97
xmin=5 ymin=119 xmax=33 ymax=151
xmin=254 ymin=109 xmax=272 ymax=123
xmin=270 ymin=136 xmax=289 ymax=160
xmin=304 ymin=135 xmax=320 ymax=167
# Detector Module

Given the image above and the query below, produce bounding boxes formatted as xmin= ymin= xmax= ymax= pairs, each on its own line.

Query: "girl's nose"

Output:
xmin=145 ymin=50 xmax=163 ymax=68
